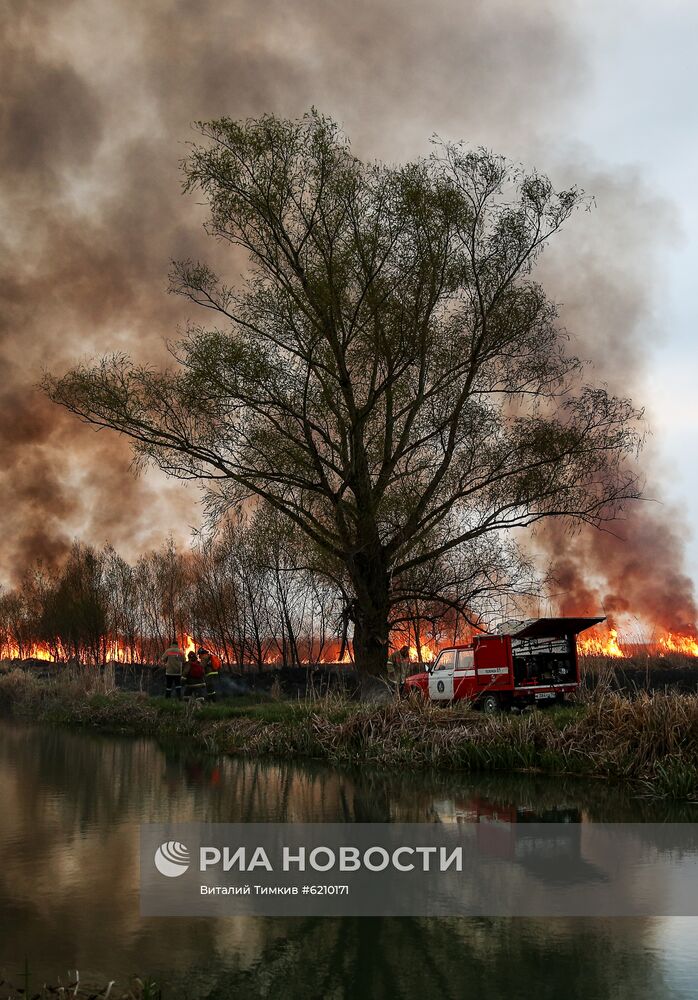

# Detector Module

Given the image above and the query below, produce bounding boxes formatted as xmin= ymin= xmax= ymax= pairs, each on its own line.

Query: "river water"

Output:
xmin=0 ymin=720 xmax=696 ymax=999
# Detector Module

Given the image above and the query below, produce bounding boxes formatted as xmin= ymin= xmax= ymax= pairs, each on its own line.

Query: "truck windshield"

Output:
xmin=433 ymin=650 xmax=456 ymax=671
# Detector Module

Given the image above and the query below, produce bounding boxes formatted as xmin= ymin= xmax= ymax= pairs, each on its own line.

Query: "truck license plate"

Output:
xmin=535 ymin=691 xmax=556 ymax=700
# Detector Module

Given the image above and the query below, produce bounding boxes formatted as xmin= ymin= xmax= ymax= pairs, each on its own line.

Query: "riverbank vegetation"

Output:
xmin=1 ymin=665 xmax=696 ymax=801
xmin=0 ymin=972 xmax=162 ymax=1000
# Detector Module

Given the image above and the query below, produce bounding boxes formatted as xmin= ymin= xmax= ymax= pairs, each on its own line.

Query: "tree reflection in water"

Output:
xmin=171 ymin=916 xmax=669 ymax=1000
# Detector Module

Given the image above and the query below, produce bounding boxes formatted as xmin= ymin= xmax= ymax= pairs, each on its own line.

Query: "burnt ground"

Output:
xmin=579 ymin=656 xmax=698 ymax=695
xmin=1 ymin=659 xmax=364 ymax=699
xmin=1 ymin=656 xmax=697 ymax=699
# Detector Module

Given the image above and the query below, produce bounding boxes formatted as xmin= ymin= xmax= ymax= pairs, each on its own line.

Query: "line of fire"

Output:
xmin=1 ymin=535 xmax=697 ymax=669
xmin=3 ymin=603 xmax=697 ymax=667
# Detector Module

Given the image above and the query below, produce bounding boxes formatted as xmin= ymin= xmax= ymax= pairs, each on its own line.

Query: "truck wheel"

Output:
xmin=480 ymin=694 xmax=500 ymax=715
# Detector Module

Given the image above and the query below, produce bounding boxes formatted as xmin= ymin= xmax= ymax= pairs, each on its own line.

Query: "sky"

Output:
xmin=1 ymin=0 xmax=696 ymax=624
xmin=572 ymin=2 xmax=698 ymax=544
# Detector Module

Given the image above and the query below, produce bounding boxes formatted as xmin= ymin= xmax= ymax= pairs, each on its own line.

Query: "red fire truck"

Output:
xmin=403 ymin=616 xmax=604 ymax=712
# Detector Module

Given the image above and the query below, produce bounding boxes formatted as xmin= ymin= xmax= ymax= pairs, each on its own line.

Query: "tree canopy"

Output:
xmin=45 ymin=110 xmax=642 ymax=675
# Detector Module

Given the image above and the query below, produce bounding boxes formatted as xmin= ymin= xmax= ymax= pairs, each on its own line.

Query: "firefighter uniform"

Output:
xmin=184 ymin=654 xmax=207 ymax=701
xmin=386 ymin=647 xmax=411 ymax=689
xmin=161 ymin=643 xmax=184 ymax=699
xmin=199 ymin=648 xmax=222 ymax=702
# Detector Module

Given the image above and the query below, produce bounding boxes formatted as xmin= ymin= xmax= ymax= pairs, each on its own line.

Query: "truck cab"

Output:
xmin=403 ymin=617 xmax=604 ymax=711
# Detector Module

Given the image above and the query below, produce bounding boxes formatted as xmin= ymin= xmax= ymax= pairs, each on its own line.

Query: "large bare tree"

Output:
xmin=45 ymin=111 xmax=642 ymax=676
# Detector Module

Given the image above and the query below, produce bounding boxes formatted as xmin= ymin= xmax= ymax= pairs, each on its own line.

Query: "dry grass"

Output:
xmin=579 ymin=654 xmax=698 ymax=694
xmin=1 ymin=667 xmax=696 ymax=800
xmin=0 ymin=970 xmax=162 ymax=1000
xmin=0 ymin=662 xmax=116 ymax=697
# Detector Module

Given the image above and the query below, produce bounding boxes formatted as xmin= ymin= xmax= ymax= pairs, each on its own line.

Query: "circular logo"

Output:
xmin=437 ymin=680 xmax=445 ymax=693
xmin=154 ymin=841 xmax=190 ymax=877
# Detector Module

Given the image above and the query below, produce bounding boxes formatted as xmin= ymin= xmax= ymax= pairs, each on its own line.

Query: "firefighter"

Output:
xmin=199 ymin=646 xmax=222 ymax=702
xmin=386 ymin=645 xmax=411 ymax=691
xmin=184 ymin=650 xmax=207 ymax=701
xmin=160 ymin=639 xmax=184 ymax=699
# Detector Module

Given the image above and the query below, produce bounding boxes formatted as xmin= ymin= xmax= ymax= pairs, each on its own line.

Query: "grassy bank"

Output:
xmin=0 ymin=666 xmax=697 ymax=800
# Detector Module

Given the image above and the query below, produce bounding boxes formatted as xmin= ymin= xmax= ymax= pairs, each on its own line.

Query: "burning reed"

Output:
xmin=4 ymin=537 xmax=698 ymax=675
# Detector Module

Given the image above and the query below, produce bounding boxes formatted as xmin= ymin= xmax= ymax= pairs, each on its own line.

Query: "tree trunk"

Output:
xmin=350 ymin=553 xmax=391 ymax=682
xmin=352 ymin=613 xmax=389 ymax=676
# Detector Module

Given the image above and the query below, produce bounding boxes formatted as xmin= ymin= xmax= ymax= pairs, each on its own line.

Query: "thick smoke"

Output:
xmin=0 ymin=0 xmax=694 ymax=627
xmin=533 ymin=167 xmax=696 ymax=631
xmin=544 ymin=506 xmax=697 ymax=634
xmin=0 ymin=0 xmax=583 ymax=581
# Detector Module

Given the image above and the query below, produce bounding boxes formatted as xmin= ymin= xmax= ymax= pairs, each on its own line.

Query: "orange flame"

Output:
xmin=408 ymin=643 xmax=437 ymax=663
xmin=577 ymin=627 xmax=625 ymax=658
xmin=180 ymin=634 xmax=197 ymax=657
xmin=657 ymin=632 xmax=698 ymax=657
xmin=577 ymin=625 xmax=698 ymax=658
xmin=5 ymin=623 xmax=698 ymax=666
xmin=1 ymin=642 xmax=55 ymax=661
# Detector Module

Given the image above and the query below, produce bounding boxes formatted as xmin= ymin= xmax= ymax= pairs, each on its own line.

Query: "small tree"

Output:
xmin=45 ymin=111 xmax=642 ymax=677
xmin=38 ymin=543 xmax=108 ymax=663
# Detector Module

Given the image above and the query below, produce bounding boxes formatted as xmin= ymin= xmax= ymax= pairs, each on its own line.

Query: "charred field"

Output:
xmin=1 ymin=658 xmax=696 ymax=802
xmin=578 ymin=654 xmax=698 ymax=695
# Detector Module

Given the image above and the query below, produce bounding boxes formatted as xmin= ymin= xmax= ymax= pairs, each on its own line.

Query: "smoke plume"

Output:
xmin=1 ymin=0 xmax=694 ymax=627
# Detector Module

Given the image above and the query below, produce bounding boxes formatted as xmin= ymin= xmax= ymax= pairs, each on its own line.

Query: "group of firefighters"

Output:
xmin=160 ymin=641 xmax=222 ymax=701
xmin=159 ymin=640 xmax=413 ymax=700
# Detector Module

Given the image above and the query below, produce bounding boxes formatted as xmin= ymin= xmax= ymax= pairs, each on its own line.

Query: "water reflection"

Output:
xmin=175 ymin=916 xmax=670 ymax=1000
xmin=0 ymin=721 xmax=695 ymax=999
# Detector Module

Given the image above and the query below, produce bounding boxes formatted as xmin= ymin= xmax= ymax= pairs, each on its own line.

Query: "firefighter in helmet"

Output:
xmin=184 ymin=650 xmax=207 ymax=701
xmin=160 ymin=639 xmax=184 ymax=699
xmin=199 ymin=646 xmax=222 ymax=702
